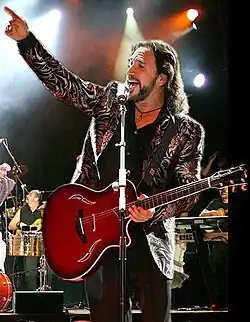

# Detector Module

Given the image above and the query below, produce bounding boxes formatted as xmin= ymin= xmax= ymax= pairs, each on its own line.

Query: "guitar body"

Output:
xmin=42 ymin=180 xmax=137 ymax=281
xmin=42 ymin=165 xmax=246 ymax=281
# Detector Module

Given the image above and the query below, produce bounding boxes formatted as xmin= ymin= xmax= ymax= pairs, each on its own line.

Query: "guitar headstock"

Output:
xmin=210 ymin=164 xmax=247 ymax=190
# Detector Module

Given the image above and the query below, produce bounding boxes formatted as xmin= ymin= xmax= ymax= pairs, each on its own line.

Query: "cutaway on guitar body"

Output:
xmin=42 ymin=181 xmax=136 ymax=281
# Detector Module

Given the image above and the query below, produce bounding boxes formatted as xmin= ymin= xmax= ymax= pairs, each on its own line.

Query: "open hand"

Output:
xmin=4 ymin=6 xmax=29 ymax=41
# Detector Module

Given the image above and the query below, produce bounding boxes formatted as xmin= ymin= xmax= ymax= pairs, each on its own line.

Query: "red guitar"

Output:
xmin=42 ymin=165 xmax=246 ymax=281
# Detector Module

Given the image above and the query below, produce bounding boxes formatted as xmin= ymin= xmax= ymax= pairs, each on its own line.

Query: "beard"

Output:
xmin=130 ymin=75 xmax=158 ymax=102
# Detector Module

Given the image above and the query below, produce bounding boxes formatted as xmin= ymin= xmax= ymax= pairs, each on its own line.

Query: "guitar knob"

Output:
xmin=112 ymin=181 xmax=119 ymax=191
xmin=241 ymin=184 xmax=247 ymax=191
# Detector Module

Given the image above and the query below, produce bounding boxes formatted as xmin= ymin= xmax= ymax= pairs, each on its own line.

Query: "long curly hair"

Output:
xmin=131 ymin=40 xmax=190 ymax=115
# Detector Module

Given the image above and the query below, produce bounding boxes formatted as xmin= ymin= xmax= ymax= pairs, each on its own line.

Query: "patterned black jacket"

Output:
xmin=17 ymin=33 xmax=205 ymax=279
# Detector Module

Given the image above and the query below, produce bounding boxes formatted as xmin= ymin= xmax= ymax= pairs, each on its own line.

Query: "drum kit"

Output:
xmin=0 ymin=198 xmax=52 ymax=313
xmin=0 ymin=140 xmax=51 ymax=312
xmin=0 ymin=231 xmax=50 ymax=312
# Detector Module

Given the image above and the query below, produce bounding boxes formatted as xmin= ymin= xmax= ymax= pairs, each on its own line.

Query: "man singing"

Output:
xmin=4 ymin=7 xmax=205 ymax=322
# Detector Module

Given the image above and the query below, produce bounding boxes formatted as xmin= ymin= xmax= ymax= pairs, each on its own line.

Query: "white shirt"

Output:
xmin=0 ymin=163 xmax=16 ymax=207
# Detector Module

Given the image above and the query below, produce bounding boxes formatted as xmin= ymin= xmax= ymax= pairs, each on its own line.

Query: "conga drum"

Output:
xmin=8 ymin=232 xmax=44 ymax=257
xmin=0 ymin=272 xmax=12 ymax=312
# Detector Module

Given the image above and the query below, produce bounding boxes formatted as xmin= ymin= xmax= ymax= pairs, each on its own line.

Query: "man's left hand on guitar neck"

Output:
xmin=128 ymin=194 xmax=155 ymax=223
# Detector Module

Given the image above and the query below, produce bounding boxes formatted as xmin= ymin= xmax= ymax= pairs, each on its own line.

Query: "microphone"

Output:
xmin=116 ymin=82 xmax=129 ymax=104
xmin=0 ymin=138 xmax=6 ymax=144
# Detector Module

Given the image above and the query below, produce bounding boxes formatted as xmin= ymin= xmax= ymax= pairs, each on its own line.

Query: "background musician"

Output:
xmin=172 ymin=152 xmax=223 ymax=291
xmin=200 ymin=186 xmax=228 ymax=216
xmin=200 ymin=186 xmax=228 ymax=242
xmin=0 ymin=163 xmax=16 ymax=274
xmin=0 ymin=163 xmax=16 ymax=208
xmin=199 ymin=186 xmax=228 ymax=309
xmin=8 ymin=190 xmax=44 ymax=233
xmin=8 ymin=189 xmax=51 ymax=291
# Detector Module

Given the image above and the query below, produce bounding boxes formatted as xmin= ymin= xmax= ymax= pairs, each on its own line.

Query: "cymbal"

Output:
xmin=10 ymin=165 xmax=28 ymax=178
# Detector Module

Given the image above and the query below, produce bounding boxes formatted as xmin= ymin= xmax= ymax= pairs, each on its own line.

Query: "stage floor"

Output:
xmin=0 ymin=308 xmax=229 ymax=322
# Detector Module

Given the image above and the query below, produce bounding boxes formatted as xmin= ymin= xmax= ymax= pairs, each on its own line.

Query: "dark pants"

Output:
xmin=210 ymin=242 xmax=228 ymax=308
xmin=9 ymin=256 xmax=53 ymax=291
xmin=11 ymin=256 xmax=39 ymax=290
xmin=86 ymin=226 xmax=172 ymax=322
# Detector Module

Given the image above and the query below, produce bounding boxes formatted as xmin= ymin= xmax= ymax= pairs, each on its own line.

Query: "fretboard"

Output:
xmin=130 ymin=177 xmax=211 ymax=210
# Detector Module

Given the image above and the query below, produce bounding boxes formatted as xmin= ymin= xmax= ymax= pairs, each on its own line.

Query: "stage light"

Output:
xmin=193 ymin=73 xmax=205 ymax=88
xmin=48 ymin=9 xmax=61 ymax=21
xmin=126 ymin=8 xmax=134 ymax=16
xmin=187 ymin=9 xmax=199 ymax=22
xmin=192 ymin=23 xmax=198 ymax=30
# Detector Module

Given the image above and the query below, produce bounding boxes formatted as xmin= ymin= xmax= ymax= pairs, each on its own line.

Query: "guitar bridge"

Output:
xmin=76 ymin=209 xmax=87 ymax=243
xmin=92 ymin=214 xmax=96 ymax=232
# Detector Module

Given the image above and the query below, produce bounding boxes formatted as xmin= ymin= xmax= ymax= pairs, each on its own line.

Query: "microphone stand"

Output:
xmin=114 ymin=92 xmax=128 ymax=322
xmin=2 ymin=140 xmax=29 ymax=193
xmin=1 ymin=139 xmax=29 ymax=242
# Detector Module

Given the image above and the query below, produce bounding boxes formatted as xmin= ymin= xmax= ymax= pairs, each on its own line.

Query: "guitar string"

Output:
xmin=80 ymin=178 xmax=211 ymax=225
xmin=80 ymin=186 xmax=208 ymax=225
xmin=79 ymin=172 xmax=240 ymax=225
xmin=80 ymin=182 xmax=232 ymax=225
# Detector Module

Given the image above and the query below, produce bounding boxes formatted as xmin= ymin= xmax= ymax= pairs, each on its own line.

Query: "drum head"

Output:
xmin=0 ymin=272 xmax=12 ymax=312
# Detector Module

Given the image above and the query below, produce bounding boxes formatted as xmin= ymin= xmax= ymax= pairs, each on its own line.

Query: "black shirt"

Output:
xmin=97 ymin=101 xmax=158 ymax=192
xmin=206 ymin=198 xmax=228 ymax=213
xmin=206 ymin=198 xmax=228 ymax=232
xmin=20 ymin=204 xmax=42 ymax=226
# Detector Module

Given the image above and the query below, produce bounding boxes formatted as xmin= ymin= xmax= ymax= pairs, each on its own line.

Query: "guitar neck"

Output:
xmin=132 ymin=177 xmax=211 ymax=211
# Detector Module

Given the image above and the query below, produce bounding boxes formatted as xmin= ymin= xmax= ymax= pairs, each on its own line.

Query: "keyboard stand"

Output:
xmin=191 ymin=224 xmax=219 ymax=307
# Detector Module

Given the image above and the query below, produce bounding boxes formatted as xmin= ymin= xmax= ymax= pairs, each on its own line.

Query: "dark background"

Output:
xmin=1 ymin=0 xmax=228 ymax=204
xmin=2 ymin=0 xmax=246 ymax=311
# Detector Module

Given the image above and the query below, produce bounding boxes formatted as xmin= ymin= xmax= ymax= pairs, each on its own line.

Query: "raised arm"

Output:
xmin=201 ymin=151 xmax=218 ymax=178
xmin=4 ymin=6 xmax=114 ymax=118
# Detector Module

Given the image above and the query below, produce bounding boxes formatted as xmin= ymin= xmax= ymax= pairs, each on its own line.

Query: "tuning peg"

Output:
xmin=241 ymin=184 xmax=248 ymax=191
xmin=231 ymin=185 xmax=237 ymax=193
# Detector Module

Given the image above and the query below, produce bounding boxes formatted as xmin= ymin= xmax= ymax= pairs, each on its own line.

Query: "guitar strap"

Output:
xmin=141 ymin=115 xmax=180 ymax=188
